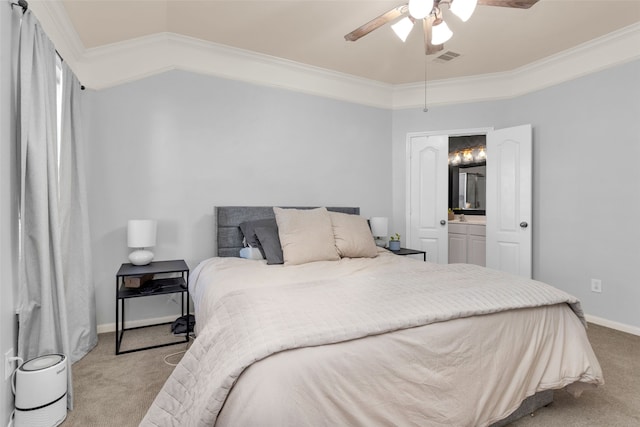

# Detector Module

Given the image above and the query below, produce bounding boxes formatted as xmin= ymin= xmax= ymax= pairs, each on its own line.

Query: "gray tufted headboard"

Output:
xmin=216 ymin=206 xmax=360 ymax=257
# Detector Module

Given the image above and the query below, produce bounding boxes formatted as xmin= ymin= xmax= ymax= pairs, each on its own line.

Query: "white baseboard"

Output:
xmin=585 ymin=314 xmax=640 ymax=337
xmin=97 ymin=314 xmax=185 ymax=334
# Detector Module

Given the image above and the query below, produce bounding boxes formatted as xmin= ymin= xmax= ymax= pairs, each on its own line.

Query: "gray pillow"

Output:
xmin=254 ymin=226 xmax=284 ymax=265
xmin=239 ymin=218 xmax=277 ymax=257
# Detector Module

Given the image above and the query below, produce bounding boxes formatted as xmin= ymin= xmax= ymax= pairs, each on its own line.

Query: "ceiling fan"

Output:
xmin=344 ymin=0 xmax=540 ymax=55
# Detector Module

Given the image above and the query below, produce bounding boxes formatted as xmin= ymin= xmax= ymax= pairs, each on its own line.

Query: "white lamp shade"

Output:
xmin=431 ymin=20 xmax=453 ymax=45
xmin=451 ymin=0 xmax=477 ymax=22
xmin=408 ymin=0 xmax=434 ymax=20
xmin=370 ymin=217 xmax=389 ymax=238
xmin=127 ymin=220 xmax=157 ymax=248
xmin=391 ymin=17 xmax=414 ymax=42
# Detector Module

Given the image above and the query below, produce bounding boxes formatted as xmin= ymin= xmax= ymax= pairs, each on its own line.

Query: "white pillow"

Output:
xmin=329 ymin=211 xmax=378 ymax=258
xmin=274 ymin=207 xmax=340 ymax=265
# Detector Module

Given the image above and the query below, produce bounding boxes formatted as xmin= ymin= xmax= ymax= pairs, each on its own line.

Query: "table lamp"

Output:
xmin=369 ymin=217 xmax=388 ymax=247
xmin=127 ymin=219 xmax=157 ymax=265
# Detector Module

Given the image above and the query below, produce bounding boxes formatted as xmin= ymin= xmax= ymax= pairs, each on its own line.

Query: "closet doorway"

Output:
xmin=406 ymin=125 xmax=532 ymax=278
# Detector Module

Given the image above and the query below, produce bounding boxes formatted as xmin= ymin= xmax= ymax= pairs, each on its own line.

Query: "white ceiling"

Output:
xmin=54 ymin=0 xmax=640 ymax=85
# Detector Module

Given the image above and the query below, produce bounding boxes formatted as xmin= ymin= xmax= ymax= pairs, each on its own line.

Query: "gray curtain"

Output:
xmin=60 ymin=61 xmax=98 ymax=363
xmin=16 ymin=11 xmax=73 ymax=408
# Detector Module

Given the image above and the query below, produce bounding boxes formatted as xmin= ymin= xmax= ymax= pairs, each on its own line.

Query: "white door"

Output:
xmin=486 ymin=124 xmax=532 ymax=277
xmin=408 ymin=134 xmax=449 ymax=263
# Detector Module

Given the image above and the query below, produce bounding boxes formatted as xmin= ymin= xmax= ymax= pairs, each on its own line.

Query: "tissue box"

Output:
xmin=124 ymin=274 xmax=154 ymax=288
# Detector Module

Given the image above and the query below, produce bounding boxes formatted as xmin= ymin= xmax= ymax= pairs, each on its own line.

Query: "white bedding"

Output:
xmin=189 ymin=248 xmax=403 ymax=322
xmin=143 ymin=250 xmax=603 ymax=426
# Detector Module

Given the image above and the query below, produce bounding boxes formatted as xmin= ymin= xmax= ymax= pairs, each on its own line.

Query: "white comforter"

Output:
xmin=142 ymin=251 xmax=603 ymax=427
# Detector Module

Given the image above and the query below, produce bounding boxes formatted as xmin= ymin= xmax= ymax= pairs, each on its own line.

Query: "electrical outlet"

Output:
xmin=591 ymin=278 xmax=602 ymax=293
xmin=4 ymin=348 xmax=16 ymax=380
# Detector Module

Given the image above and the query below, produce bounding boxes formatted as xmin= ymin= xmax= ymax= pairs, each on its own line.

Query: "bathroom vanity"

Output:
xmin=448 ymin=218 xmax=486 ymax=266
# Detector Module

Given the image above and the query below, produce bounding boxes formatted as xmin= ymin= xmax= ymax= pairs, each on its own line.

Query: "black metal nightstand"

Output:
xmin=389 ymin=247 xmax=427 ymax=262
xmin=115 ymin=259 xmax=189 ymax=355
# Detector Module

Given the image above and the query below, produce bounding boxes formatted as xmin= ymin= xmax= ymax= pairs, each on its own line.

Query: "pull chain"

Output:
xmin=423 ymin=56 xmax=428 ymax=113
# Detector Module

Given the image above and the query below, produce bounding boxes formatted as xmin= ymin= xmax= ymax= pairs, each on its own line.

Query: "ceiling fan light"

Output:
xmin=408 ymin=0 xmax=434 ymax=20
xmin=431 ymin=20 xmax=453 ymax=45
xmin=391 ymin=17 xmax=414 ymax=42
xmin=450 ymin=0 xmax=478 ymax=22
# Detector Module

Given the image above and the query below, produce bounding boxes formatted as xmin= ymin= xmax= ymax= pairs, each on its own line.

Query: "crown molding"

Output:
xmin=79 ymin=32 xmax=395 ymax=109
xmin=28 ymin=2 xmax=640 ymax=110
xmin=393 ymin=22 xmax=640 ymax=109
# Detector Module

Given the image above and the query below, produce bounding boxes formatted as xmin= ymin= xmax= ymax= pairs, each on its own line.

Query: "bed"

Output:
xmin=141 ymin=206 xmax=603 ymax=427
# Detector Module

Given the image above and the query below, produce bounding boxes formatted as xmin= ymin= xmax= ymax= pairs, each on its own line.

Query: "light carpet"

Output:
xmin=61 ymin=323 xmax=639 ymax=426
xmin=62 ymin=324 xmax=190 ymax=426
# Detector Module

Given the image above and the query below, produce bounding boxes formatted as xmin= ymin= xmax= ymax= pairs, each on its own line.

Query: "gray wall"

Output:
xmin=0 ymin=4 xmax=18 ymax=425
xmin=88 ymin=61 xmax=640 ymax=331
xmin=85 ymin=70 xmax=392 ymax=327
xmin=392 ymin=59 xmax=640 ymax=329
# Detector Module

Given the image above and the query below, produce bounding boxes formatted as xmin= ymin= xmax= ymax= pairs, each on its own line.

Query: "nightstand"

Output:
xmin=115 ymin=259 xmax=189 ymax=355
xmin=389 ymin=247 xmax=427 ymax=262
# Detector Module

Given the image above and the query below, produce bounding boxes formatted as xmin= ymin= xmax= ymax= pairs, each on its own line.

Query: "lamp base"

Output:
xmin=374 ymin=238 xmax=387 ymax=248
xmin=129 ymin=249 xmax=154 ymax=266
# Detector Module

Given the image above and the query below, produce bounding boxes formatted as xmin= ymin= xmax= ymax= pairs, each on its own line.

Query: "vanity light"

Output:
xmin=449 ymin=145 xmax=487 ymax=165
xmin=462 ymin=150 xmax=474 ymax=163
xmin=450 ymin=152 xmax=462 ymax=165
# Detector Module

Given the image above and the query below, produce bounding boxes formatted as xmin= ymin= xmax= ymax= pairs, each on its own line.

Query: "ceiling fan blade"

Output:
xmin=344 ymin=4 xmax=408 ymax=41
xmin=423 ymin=14 xmax=444 ymax=54
xmin=476 ymin=0 xmax=540 ymax=9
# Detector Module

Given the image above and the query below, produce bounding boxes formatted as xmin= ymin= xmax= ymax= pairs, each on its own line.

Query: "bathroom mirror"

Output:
xmin=448 ymin=135 xmax=486 ymax=215
xmin=449 ymin=163 xmax=486 ymax=215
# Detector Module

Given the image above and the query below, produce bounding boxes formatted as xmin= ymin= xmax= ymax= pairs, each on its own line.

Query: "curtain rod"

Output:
xmin=55 ymin=51 xmax=85 ymax=90
xmin=12 ymin=0 xmax=86 ymax=90
xmin=55 ymin=51 xmax=86 ymax=90
xmin=11 ymin=0 xmax=28 ymax=13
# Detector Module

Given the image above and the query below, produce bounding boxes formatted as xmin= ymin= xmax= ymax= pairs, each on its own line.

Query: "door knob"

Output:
xmin=440 ymin=220 xmax=446 ymax=226
xmin=520 ymin=221 xmax=528 ymax=228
